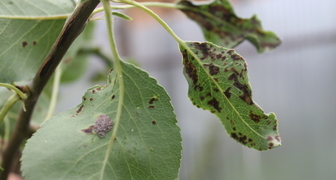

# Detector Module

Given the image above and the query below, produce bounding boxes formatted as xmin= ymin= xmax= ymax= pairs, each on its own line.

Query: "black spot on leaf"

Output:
xmin=89 ymin=98 xmax=93 ymax=101
xmin=22 ymin=41 xmax=28 ymax=47
xmin=182 ymin=50 xmax=198 ymax=85
xmin=81 ymin=125 xmax=94 ymax=134
xmin=204 ymin=63 xmax=220 ymax=75
xmin=33 ymin=41 xmax=37 ymax=46
xmin=149 ymin=97 xmax=158 ymax=104
xmin=207 ymin=98 xmax=222 ymax=112
xmin=111 ymin=95 xmax=115 ymax=100
xmin=148 ymin=105 xmax=155 ymax=109
xmin=224 ymin=87 xmax=232 ymax=98
xmin=249 ymin=111 xmax=261 ymax=123
xmin=152 ymin=121 xmax=156 ymax=125
xmin=76 ymin=105 xmax=84 ymax=114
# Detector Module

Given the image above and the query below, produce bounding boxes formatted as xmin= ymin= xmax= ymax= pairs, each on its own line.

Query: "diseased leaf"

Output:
xmin=22 ymin=61 xmax=182 ymax=179
xmin=177 ymin=0 xmax=281 ymax=53
xmin=179 ymin=41 xmax=281 ymax=150
xmin=0 ymin=0 xmax=75 ymax=83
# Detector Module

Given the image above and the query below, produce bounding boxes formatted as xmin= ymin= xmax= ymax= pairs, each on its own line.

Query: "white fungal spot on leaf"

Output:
xmin=93 ymin=114 xmax=113 ymax=138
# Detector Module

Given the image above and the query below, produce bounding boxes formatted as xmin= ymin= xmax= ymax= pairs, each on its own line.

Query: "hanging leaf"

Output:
xmin=21 ymin=61 xmax=182 ymax=179
xmin=0 ymin=0 xmax=75 ymax=83
xmin=177 ymin=0 xmax=281 ymax=53
xmin=179 ymin=41 xmax=281 ymax=150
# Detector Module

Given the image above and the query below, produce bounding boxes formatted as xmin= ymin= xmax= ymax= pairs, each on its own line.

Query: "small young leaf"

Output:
xmin=112 ymin=12 xmax=133 ymax=21
xmin=180 ymin=41 xmax=281 ymax=150
xmin=177 ymin=0 xmax=281 ymax=53
xmin=21 ymin=61 xmax=182 ymax=179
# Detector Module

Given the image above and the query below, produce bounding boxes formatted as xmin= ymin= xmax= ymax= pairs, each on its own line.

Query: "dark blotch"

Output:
xmin=232 ymin=127 xmax=236 ymax=131
xmin=149 ymin=97 xmax=158 ymax=104
xmin=76 ymin=104 xmax=84 ymax=114
xmin=274 ymin=135 xmax=281 ymax=142
xmin=22 ymin=41 xmax=28 ymax=47
xmin=266 ymin=136 xmax=273 ymax=141
xmin=152 ymin=121 xmax=157 ymax=125
xmin=111 ymin=95 xmax=115 ymax=100
xmin=182 ymin=50 xmax=198 ymax=85
xmin=204 ymin=63 xmax=220 ymax=76
xmin=207 ymin=98 xmax=222 ymax=112
xmin=89 ymin=98 xmax=94 ymax=101
xmin=224 ymin=87 xmax=232 ymax=99
xmin=148 ymin=105 xmax=155 ymax=109
xmin=249 ymin=111 xmax=261 ymax=123
xmin=33 ymin=41 xmax=37 ymax=46
xmin=268 ymin=143 xmax=274 ymax=149
xmin=273 ymin=125 xmax=277 ymax=131
xmin=91 ymin=89 xmax=96 ymax=93
xmin=81 ymin=125 xmax=94 ymax=134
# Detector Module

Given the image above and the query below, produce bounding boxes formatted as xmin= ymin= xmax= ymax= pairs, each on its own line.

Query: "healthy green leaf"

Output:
xmin=22 ymin=61 xmax=182 ymax=179
xmin=180 ymin=41 xmax=281 ymax=150
xmin=0 ymin=0 xmax=75 ymax=83
xmin=177 ymin=0 xmax=281 ymax=53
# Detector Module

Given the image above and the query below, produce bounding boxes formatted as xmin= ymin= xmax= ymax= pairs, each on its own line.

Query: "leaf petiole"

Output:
xmin=0 ymin=83 xmax=27 ymax=100
xmin=0 ymin=94 xmax=20 ymax=125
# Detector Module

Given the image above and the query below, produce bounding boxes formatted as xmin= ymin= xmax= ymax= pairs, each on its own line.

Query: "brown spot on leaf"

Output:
xmin=148 ymin=105 xmax=155 ymax=109
xmin=152 ymin=121 xmax=156 ymax=125
xmin=91 ymin=89 xmax=96 ymax=93
xmin=182 ymin=50 xmax=198 ymax=85
xmin=268 ymin=143 xmax=274 ymax=149
xmin=232 ymin=127 xmax=236 ymax=131
xmin=89 ymin=98 xmax=94 ymax=101
xmin=274 ymin=135 xmax=281 ymax=142
xmin=204 ymin=63 xmax=220 ymax=76
xmin=207 ymin=98 xmax=222 ymax=112
xmin=81 ymin=125 xmax=94 ymax=134
xmin=33 ymin=41 xmax=37 ymax=46
xmin=76 ymin=105 xmax=84 ymax=114
xmin=111 ymin=95 xmax=115 ymax=100
xmin=231 ymin=54 xmax=244 ymax=61
xmin=83 ymin=97 xmax=87 ymax=101
xmin=149 ymin=97 xmax=158 ymax=104
xmin=249 ymin=111 xmax=261 ymax=123
xmin=22 ymin=41 xmax=28 ymax=47
xmin=224 ymin=87 xmax=232 ymax=98
xmin=266 ymin=136 xmax=273 ymax=141
xmin=273 ymin=125 xmax=277 ymax=131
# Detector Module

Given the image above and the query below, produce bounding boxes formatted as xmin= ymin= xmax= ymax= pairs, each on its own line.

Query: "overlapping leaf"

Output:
xmin=0 ymin=0 xmax=75 ymax=83
xmin=22 ymin=61 xmax=182 ymax=179
xmin=180 ymin=41 xmax=281 ymax=150
xmin=177 ymin=0 xmax=281 ymax=53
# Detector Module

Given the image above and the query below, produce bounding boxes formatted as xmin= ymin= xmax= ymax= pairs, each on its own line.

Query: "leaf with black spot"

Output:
xmin=180 ymin=41 xmax=281 ymax=150
xmin=22 ymin=61 xmax=182 ymax=179
xmin=177 ymin=0 xmax=281 ymax=53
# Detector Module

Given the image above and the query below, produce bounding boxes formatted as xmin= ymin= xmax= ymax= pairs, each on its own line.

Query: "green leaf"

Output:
xmin=112 ymin=12 xmax=133 ymax=21
xmin=177 ymin=0 xmax=281 ymax=53
xmin=180 ymin=41 xmax=281 ymax=150
xmin=22 ymin=61 xmax=182 ymax=179
xmin=0 ymin=0 xmax=75 ymax=83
